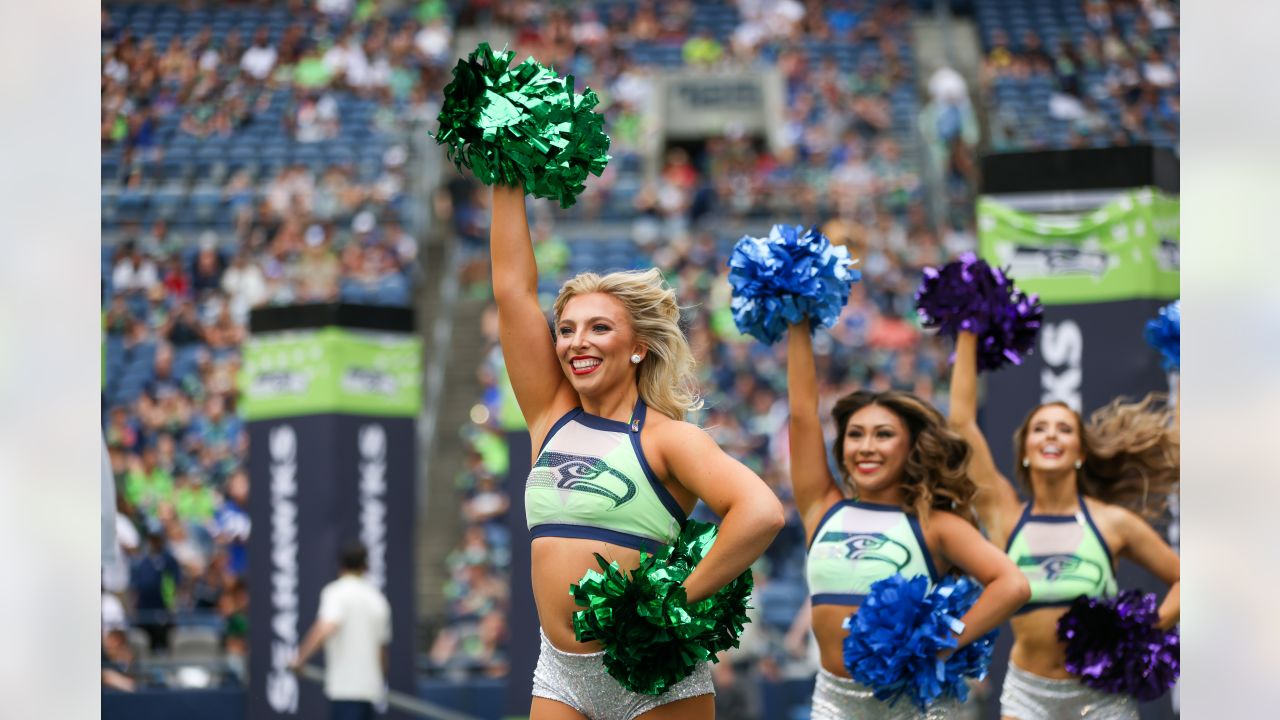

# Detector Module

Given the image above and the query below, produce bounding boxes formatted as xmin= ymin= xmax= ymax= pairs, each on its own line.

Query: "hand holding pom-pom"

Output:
xmin=843 ymin=575 xmax=996 ymax=711
xmin=914 ymin=253 xmax=1042 ymax=371
xmin=727 ymin=224 xmax=861 ymax=345
xmin=1057 ymin=590 xmax=1179 ymax=701
xmin=570 ymin=520 xmax=754 ymax=695
xmin=1144 ymin=300 xmax=1180 ymax=371
xmin=434 ymin=43 xmax=610 ymax=208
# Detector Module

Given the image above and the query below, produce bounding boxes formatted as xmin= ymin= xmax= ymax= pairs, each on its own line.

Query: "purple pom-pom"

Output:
xmin=914 ymin=253 xmax=1043 ymax=372
xmin=1057 ymin=590 xmax=1180 ymax=701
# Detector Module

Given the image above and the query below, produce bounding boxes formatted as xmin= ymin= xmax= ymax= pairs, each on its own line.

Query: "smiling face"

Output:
xmin=1022 ymin=404 xmax=1084 ymax=475
xmin=841 ymin=403 xmax=911 ymax=501
xmin=555 ymin=292 xmax=643 ymax=397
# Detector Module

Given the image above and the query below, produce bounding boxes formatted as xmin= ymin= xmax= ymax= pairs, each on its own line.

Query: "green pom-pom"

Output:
xmin=434 ymin=42 xmax=611 ymax=208
xmin=569 ymin=520 xmax=754 ymax=695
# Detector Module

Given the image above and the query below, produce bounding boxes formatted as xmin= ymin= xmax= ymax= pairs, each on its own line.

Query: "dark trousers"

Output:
xmin=330 ymin=700 xmax=374 ymax=720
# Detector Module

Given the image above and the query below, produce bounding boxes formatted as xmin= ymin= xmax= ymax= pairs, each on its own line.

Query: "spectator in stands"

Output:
xmin=112 ymin=242 xmax=158 ymax=296
xmin=683 ymin=29 xmax=725 ymax=67
xmin=241 ymin=27 xmax=280 ymax=81
xmin=165 ymin=300 xmax=205 ymax=348
xmin=289 ymin=91 xmax=341 ymax=142
xmin=297 ymin=224 xmax=342 ymax=301
xmin=317 ymin=0 xmax=356 ymax=21
xmin=190 ymin=235 xmax=226 ymax=298
xmin=215 ymin=469 xmax=251 ymax=579
xmin=220 ymin=578 xmax=250 ymax=682
xmin=173 ymin=470 xmax=217 ymax=526
xmin=130 ymin=525 xmax=182 ymax=651
xmin=125 ymin=445 xmax=173 ymax=516
xmin=202 ymin=305 xmax=245 ymax=355
xmin=222 ymin=250 xmax=269 ymax=325
xmin=102 ymin=629 xmax=138 ymax=691
xmin=294 ymin=43 xmax=336 ymax=90
xmin=379 ymin=216 xmax=419 ymax=272
xmin=414 ymin=16 xmax=453 ymax=66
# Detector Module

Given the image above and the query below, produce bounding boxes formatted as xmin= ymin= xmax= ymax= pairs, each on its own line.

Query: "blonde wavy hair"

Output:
xmin=831 ymin=390 xmax=977 ymax=526
xmin=552 ymin=269 xmax=702 ymax=421
xmin=1013 ymin=393 xmax=1179 ymax=518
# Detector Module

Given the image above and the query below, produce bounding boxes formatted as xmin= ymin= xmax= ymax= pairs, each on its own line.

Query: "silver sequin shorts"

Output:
xmin=999 ymin=662 xmax=1138 ymax=719
xmin=810 ymin=667 xmax=959 ymax=720
xmin=530 ymin=630 xmax=714 ymax=719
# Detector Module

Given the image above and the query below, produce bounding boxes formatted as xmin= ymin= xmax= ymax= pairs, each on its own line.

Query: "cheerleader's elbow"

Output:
xmin=1008 ymin=573 xmax=1031 ymax=607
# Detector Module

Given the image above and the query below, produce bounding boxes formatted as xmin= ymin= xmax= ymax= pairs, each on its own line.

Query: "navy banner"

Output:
xmin=247 ymin=415 xmax=417 ymax=720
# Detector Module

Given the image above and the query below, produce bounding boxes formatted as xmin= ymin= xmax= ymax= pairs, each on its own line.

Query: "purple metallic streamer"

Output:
xmin=914 ymin=253 xmax=1043 ymax=372
xmin=1057 ymin=590 xmax=1180 ymax=701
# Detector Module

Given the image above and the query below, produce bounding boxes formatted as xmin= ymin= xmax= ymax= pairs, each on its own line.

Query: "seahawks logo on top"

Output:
xmin=814 ymin=531 xmax=911 ymax=571
xmin=528 ymin=451 xmax=637 ymax=509
xmin=1018 ymin=553 xmax=1105 ymax=589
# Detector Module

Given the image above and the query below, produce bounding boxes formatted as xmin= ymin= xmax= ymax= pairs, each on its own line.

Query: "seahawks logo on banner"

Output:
xmin=815 ymin=531 xmax=911 ymax=571
xmin=1019 ymin=553 xmax=1105 ymax=589
xmin=528 ymin=451 xmax=637 ymax=508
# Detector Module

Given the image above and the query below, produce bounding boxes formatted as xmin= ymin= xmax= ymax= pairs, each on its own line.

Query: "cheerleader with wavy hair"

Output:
xmin=490 ymin=186 xmax=784 ymax=720
xmin=948 ymin=330 xmax=1180 ymax=719
xmin=786 ymin=321 xmax=1029 ymax=719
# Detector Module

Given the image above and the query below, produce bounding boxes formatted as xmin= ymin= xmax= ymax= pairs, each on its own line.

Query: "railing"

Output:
xmin=298 ymin=664 xmax=483 ymax=720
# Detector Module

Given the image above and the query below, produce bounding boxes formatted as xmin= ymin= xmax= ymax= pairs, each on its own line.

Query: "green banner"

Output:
xmin=240 ymin=327 xmax=422 ymax=420
xmin=978 ymin=187 xmax=1179 ymax=304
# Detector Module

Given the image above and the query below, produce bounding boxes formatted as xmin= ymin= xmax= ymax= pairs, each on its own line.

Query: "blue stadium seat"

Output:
xmin=189 ymin=186 xmax=224 ymax=224
xmin=150 ymin=187 xmax=187 ymax=221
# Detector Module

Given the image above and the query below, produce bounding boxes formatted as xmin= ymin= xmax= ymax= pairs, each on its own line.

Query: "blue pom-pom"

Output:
xmin=1144 ymin=300 xmax=1180 ymax=371
xmin=914 ymin=253 xmax=1043 ymax=372
xmin=727 ymin=224 xmax=860 ymax=345
xmin=842 ymin=575 xmax=996 ymax=712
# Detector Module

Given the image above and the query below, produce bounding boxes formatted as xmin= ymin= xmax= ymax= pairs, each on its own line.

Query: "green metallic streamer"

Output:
xmin=569 ymin=520 xmax=755 ymax=695
xmin=434 ymin=43 xmax=611 ymax=208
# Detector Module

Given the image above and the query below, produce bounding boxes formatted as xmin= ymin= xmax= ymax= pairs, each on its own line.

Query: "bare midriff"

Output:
xmin=812 ymin=603 xmax=860 ymax=677
xmin=1008 ymin=607 xmax=1074 ymax=679
xmin=531 ymin=535 xmax=646 ymax=653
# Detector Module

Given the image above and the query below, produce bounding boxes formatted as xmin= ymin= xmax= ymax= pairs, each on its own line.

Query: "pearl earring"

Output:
xmin=1074 ymin=460 xmax=1083 ymax=470
xmin=1021 ymin=457 xmax=1030 ymax=468
xmin=630 ymin=354 xmax=642 ymax=364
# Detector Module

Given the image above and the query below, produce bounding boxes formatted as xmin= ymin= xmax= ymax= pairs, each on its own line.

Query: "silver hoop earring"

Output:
xmin=1074 ymin=460 xmax=1083 ymax=470
xmin=630 ymin=354 xmax=642 ymax=364
xmin=1021 ymin=457 xmax=1030 ymax=468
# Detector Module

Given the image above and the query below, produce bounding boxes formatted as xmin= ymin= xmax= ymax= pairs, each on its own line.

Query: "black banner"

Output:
xmin=503 ymin=430 xmax=538 ymax=717
xmin=247 ymin=415 xmax=417 ymax=720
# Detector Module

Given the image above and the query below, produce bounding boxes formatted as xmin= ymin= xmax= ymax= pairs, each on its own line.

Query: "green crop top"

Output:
xmin=1005 ymin=496 xmax=1118 ymax=613
xmin=525 ymin=399 xmax=686 ymax=552
xmin=805 ymin=500 xmax=939 ymax=607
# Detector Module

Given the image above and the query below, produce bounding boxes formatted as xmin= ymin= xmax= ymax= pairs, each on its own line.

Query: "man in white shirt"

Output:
xmin=240 ymin=28 xmax=278 ymax=81
xmin=291 ymin=543 xmax=391 ymax=720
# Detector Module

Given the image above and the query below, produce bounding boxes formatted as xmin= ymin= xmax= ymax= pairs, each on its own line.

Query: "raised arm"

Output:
xmin=659 ymin=424 xmax=785 ymax=603
xmin=490 ymin=186 xmax=574 ymax=435
xmin=786 ymin=321 xmax=844 ymax=529
xmin=948 ymin=331 xmax=1020 ymax=534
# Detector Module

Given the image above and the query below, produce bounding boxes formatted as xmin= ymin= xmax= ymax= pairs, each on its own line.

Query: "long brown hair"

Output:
xmin=1013 ymin=393 xmax=1179 ymax=518
xmin=831 ymin=390 xmax=976 ymax=525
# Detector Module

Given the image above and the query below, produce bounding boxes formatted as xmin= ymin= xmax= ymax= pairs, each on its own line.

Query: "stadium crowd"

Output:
xmin=101 ymin=0 xmax=436 ymax=687
xmin=100 ymin=0 xmax=1178 ymax=707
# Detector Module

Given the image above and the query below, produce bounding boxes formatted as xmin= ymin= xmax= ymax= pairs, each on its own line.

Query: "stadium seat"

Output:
xmin=171 ymin=628 xmax=222 ymax=663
